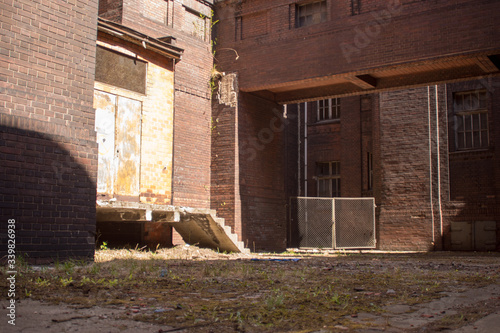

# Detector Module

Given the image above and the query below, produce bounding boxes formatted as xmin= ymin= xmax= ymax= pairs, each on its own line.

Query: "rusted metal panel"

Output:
xmin=94 ymin=90 xmax=116 ymax=198
xmin=114 ymin=96 xmax=142 ymax=198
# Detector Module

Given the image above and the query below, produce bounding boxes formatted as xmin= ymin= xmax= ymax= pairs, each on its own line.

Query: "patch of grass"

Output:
xmin=6 ymin=248 xmax=499 ymax=332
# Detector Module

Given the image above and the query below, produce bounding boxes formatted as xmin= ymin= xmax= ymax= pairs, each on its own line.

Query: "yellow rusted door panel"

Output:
xmin=114 ymin=96 xmax=142 ymax=197
xmin=94 ymin=91 xmax=116 ymax=198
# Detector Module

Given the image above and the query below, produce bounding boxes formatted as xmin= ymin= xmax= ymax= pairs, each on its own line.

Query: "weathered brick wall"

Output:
xmin=0 ymin=0 xmax=99 ymax=261
xmin=283 ymin=103 xmax=300 ymax=247
xmin=238 ymin=92 xmax=287 ymax=251
xmin=304 ymin=101 xmax=341 ymax=197
xmin=340 ymin=96 xmax=363 ymax=198
xmin=376 ymin=86 xmax=448 ymax=250
xmin=360 ymin=95 xmax=374 ymax=196
xmin=215 ymin=0 xmax=498 ymax=91
xmin=95 ymin=32 xmax=175 ymax=204
xmin=98 ymin=0 xmax=123 ymax=22
xmin=443 ymin=78 xmax=500 ymax=250
xmin=303 ymin=95 xmax=370 ymax=198
xmin=211 ymin=74 xmax=241 ymax=237
xmin=447 ymin=79 xmax=497 ymax=200
xmin=211 ymin=81 xmax=288 ymax=251
xmin=100 ymin=0 xmax=214 ymax=209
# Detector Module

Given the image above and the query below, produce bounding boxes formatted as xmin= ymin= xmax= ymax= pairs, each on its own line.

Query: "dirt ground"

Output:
xmin=1 ymin=247 xmax=500 ymax=332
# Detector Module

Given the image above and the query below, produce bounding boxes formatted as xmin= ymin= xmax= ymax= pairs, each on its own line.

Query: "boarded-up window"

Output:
xmin=242 ymin=12 xmax=267 ymax=39
xmin=95 ymin=46 xmax=147 ymax=94
xmin=183 ymin=7 xmax=206 ymax=40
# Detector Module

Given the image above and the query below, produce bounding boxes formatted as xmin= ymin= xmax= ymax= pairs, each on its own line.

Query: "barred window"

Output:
xmin=454 ymin=91 xmax=488 ymax=150
xmin=317 ymin=161 xmax=340 ymax=197
xmin=317 ymin=98 xmax=340 ymax=121
xmin=296 ymin=1 xmax=327 ymax=28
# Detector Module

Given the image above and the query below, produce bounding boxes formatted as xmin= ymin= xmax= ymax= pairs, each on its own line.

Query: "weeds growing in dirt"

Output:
xmin=1 ymin=246 xmax=499 ymax=332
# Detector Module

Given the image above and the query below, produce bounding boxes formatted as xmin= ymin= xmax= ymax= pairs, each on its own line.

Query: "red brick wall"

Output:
xmin=376 ymin=86 xmax=449 ymax=250
xmin=212 ymin=85 xmax=288 ymax=251
xmin=215 ymin=0 xmax=498 ymax=91
xmin=98 ymin=0 xmax=123 ymax=22
xmin=211 ymin=87 xmax=241 ymax=237
xmin=443 ymin=78 xmax=500 ymax=250
xmin=305 ymin=101 xmax=340 ymax=197
xmin=361 ymin=95 xmax=374 ymax=196
xmin=0 ymin=0 xmax=99 ymax=261
xmin=238 ymin=92 xmax=287 ymax=251
xmin=447 ymin=80 xmax=497 ymax=200
xmin=98 ymin=0 xmax=215 ymax=209
xmin=296 ymin=95 xmax=371 ymax=199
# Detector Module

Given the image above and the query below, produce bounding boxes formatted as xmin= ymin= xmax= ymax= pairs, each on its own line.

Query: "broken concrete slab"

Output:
xmin=96 ymin=201 xmax=248 ymax=253
xmin=348 ymin=284 xmax=500 ymax=332
xmin=171 ymin=207 xmax=248 ymax=253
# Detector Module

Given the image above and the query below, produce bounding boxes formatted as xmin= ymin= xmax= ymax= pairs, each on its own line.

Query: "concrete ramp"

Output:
xmin=96 ymin=201 xmax=248 ymax=253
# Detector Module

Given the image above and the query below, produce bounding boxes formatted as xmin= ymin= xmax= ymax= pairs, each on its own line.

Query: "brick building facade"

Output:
xmin=0 ymin=0 xmax=100 ymax=260
xmin=1 ymin=0 xmax=499 ymax=259
xmin=285 ymin=78 xmax=500 ymax=251
xmin=212 ymin=0 xmax=500 ymax=251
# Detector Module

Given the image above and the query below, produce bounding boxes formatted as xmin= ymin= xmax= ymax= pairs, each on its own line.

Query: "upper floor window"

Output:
xmin=317 ymin=98 xmax=340 ymax=122
xmin=317 ymin=161 xmax=340 ymax=197
xmin=453 ymin=90 xmax=488 ymax=150
xmin=296 ymin=1 xmax=327 ymax=28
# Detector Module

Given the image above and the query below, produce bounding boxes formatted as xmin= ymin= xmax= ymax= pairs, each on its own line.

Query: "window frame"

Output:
xmin=295 ymin=0 xmax=327 ymax=28
xmin=453 ymin=90 xmax=489 ymax=151
xmin=317 ymin=98 xmax=340 ymax=122
xmin=316 ymin=161 xmax=341 ymax=197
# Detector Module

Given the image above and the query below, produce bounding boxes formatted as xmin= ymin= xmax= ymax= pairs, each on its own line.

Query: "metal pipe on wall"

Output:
xmin=427 ymin=86 xmax=436 ymax=245
xmin=298 ymin=104 xmax=301 ymax=196
xmin=304 ymin=102 xmax=308 ymax=197
xmin=435 ymin=85 xmax=444 ymax=240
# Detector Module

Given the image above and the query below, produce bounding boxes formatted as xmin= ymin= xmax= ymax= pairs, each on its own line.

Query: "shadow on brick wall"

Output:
xmin=0 ymin=125 xmax=97 ymax=263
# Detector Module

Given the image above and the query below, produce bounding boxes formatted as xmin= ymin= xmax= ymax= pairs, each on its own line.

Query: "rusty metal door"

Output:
xmin=94 ymin=91 xmax=116 ymax=198
xmin=94 ymin=91 xmax=142 ymax=200
xmin=114 ymin=96 xmax=142 ymax=198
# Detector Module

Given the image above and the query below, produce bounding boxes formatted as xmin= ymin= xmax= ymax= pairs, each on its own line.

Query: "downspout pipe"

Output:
xmin=298 ymin=104 xmax=301 ymax=196
xmin=428 ymin=86 xmax=436 ymax=246
xmin=435 ymin=85 xmax=444 ymax=244
xmin=304 ymin=102 xmax=308 ymax=197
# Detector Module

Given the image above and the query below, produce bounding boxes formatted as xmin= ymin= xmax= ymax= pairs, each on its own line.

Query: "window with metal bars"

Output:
xmin=453 ymin=90 xmax=489 ymax=150
xmin=317 ymin=98 xmax=340 ymax=122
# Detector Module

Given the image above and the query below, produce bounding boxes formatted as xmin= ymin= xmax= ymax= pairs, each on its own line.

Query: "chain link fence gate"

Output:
xmin=289 ymin=197 xmax=376 ymax=249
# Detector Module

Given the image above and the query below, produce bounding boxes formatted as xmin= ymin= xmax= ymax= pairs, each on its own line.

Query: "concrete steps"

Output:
xmin=170 ymin=207 xmax=249 ymax=254
xmin=96 ymin=201 xmax=249 ymax=253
